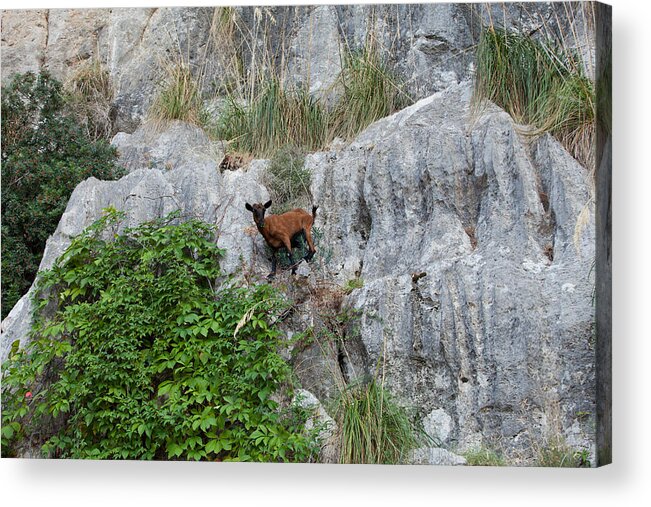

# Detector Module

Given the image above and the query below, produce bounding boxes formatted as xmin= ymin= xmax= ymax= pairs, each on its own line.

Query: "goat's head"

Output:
xmin=245 ymin=200 xmax=272 ymax=228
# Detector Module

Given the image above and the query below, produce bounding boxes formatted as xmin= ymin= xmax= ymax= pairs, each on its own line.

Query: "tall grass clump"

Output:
xmin=333 ymin=379 xmax=424 ymax=464
xmin=474 ymin=27 xmax=595 ymax=169
xmin=534 ymin=435 xmax=590 ymax=468
xmin=264 ymin=145 xmax=311 ymax=213
xmin=330 ymin=44 xmax=412 ymax=141
xmin=463 ymin=446 xmax=507 ymax=466
xmin=65 ymin=59 xmax=114 ymax=140
xmin=216 ymin=79 xmax=328 ymax=156
xmin=148 ymin=62 xmax=207 ymax=128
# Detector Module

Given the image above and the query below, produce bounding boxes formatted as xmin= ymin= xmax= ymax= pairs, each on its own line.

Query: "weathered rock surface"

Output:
xmin=1 ymin=4 xmax=595 ymax=133
xmin=309 ymin=82 xmax=596 ymax=460
xmin=1 ymin=4 xmax=597 ymax=465
xmin=409 ymin=447 xmax=467 ymax=466
xmin=1 ymin=82 xmax=596 ymax=462
xmin=2 ymin=7 xmax=222 ymax=132
xmin=0 ymin=81 xmax=596 ymax=463
xmin=0 ymin=9 xmax=49 ymax=79
xmin=293 ymin=389 xmax=339 ymax=464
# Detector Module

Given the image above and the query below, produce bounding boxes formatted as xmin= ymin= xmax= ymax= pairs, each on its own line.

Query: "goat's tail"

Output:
xmin=312 ymin=205 xmax=318 ymax=221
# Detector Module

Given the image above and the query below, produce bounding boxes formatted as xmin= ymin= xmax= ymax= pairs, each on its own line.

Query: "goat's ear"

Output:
xmin=264 ymin=200 xmax=272 ymax=209
xmin=245 ymin=202 xmax=253 ymax=212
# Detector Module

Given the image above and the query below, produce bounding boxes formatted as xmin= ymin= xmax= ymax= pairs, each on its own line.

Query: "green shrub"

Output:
xmin=1 ymin=209 xmax=320 ymax=461
xmin=333 ymin=379 xmax=425 ymax=464
xmin=1 ymin=71 xmax=123 ymax=319
xmin=473 ymin=28 xmax=595 ymax=169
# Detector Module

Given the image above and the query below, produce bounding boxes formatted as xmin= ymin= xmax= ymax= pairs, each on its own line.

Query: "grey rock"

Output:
xmin=104 ymin=7 xmax=220 ymax=132
xmin=111 ymin=121 xmax=217 ymax=173
xmin=309 ymin=82 xmax=596 ymax=458
xmin=1 ymin=10 xmax=49 ymax=81
xmin=293 ymin=389 xmax=339 ymax=464
xmin=286 ymin=5 xmax=342 ymax=103
xmin=409 ymin=447 xmax=467 ymax=466
xmin=2 ymin=4 xmax=595 ymax=132
xmin=423 ymin=408 xmax=454 ymax=446
xmin=1 ymin=4 xmax=599 ymax=461
xmin=0 ymin=295 xmax=34 ymax=364
xmin=44 ymin=9 xmax=109 ymax=79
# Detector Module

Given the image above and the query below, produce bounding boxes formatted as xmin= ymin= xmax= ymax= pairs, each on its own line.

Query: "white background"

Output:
xmin=1 ymin=0 xmax=649 ymax=505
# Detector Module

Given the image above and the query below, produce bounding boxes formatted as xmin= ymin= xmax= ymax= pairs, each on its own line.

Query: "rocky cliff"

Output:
xmin=1 ymin=3 xmax=593 ymax=132
xmin=1 ymin=3 xmax=596 ymax=464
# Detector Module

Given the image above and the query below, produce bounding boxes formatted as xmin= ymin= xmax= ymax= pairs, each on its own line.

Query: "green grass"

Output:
xmin=216 ymin=79 xmax=329 ymax=156
xmin=474 ymin=27 xmax=595 ymax=169
xmin=264 ymin=145 xmax=311 ymax=212
xmin=333 ymin=379 xmax=424 ymax=464
xmin=214 ymin=43 xmax=411 ymax=158
xmin=330 ymin=45 xmax=412 ymax=141
xmin=343 ymin=277 xmax=364 ymax=295
xmin=65 ymin=59 xmax=114 ymax=140
xmin=463 ymin=446 xmax=507 ymax=466
xmin=148 ymin=62 xmax=207 ymax=128
xmin=534 ymin=436 xmax=590 ymax=467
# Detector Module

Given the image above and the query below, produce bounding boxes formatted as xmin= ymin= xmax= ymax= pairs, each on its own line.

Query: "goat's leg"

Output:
xmin=282 ymin=239 xmax=298 ymax=275
xmin=268 ymin=250 xmax=278 ymax=279
xmin=287 ymin=248 xmax=298 ymax=274
xmin=304 ymin=226 xmax=316 ymax=262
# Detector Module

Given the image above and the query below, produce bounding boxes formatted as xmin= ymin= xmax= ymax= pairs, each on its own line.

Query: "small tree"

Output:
xmin=1 ymin=71 xmax=123 ymax=319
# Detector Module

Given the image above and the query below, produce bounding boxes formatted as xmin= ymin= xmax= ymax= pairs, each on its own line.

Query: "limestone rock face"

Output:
xmin=0 ymin=84 xmax=596 ymax=460
xmin=409 ymin=447 xmax=467 ymax=466
xmin=2 ymin=4 xmax=595 ymax=133
xmin=104 ymin=7 xmax=220 ymax=132
xmin=1 ymin=4 xmax=598 ymax=463
xmin=1 ymin=10 xmax=49 ymax=80
xmin=309 ymin=83 xmax=595 ymax=457
xmin=2 ymin=7 xmax=221 ymax=132
xmin=293 ymin=389 xmax=339 ymax=464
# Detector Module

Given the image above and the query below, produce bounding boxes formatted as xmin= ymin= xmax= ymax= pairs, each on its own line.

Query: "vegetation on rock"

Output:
xmin=1 ymin=210 xmax=320 ymax=461
xmin=212 ymin=42 xmax=411 ymax=157
xmin=334 ymin=378 xmax=429 ymax=464
xmin=1 ymin=71 xmax=123 ymax=319
xmin=473 ymin=27 xmax=595 ymax=170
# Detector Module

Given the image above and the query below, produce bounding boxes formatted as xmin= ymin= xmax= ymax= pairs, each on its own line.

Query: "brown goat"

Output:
xmin=245 ymin=200 xmax=317 ymax=278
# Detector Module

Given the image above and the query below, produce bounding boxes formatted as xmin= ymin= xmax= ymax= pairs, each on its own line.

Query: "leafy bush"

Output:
xmin=1 ymin=210 xmax=320 ymax=461
xmin=1 ymin=71 xmax=123 ymax=319
xmin=333 ymin=379 xmax=426 ymax=464
xmin=473 ymin=28 xmax=595 ymax=169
